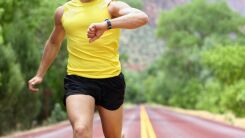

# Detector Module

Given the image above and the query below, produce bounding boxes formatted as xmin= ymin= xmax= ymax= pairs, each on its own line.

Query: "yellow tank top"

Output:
xmin=62 ymin=0 xmax=121 ymax=78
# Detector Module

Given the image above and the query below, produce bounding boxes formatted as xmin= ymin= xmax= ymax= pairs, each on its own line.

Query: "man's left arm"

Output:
xmin=108 ymin=1 xmax=149 ymax=29
xmin=87 ymin=1 xmax=148 ymax=42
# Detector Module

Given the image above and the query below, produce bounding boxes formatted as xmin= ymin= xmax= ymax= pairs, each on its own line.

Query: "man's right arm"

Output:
xmin=28 ymin=6 xmax=65 ymax=92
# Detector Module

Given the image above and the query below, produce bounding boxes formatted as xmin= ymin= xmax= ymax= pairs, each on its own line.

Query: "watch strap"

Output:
xmin=105 ymin=19 xmax=112 ymax=30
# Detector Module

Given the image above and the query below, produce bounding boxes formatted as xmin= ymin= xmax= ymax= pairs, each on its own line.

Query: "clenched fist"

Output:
xmin=87 ymin=22 xmax=108 ymax=43
xmin=28 ymin=76 xmax=43 ymax=92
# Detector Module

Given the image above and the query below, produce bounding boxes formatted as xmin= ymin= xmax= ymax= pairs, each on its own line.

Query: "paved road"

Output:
xmin=12 ymin=105 xmax=245 ymax=138
xmin=146 ymin=106 xmax=245 ymax=138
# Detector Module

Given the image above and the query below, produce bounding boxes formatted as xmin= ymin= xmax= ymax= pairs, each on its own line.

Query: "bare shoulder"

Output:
xmin=108 ymin=1 xmax=131 ymax=18
xmin=54 ymin=6 xmax=64 ymax=25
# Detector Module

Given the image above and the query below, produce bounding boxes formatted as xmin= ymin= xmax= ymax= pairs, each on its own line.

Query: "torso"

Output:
xmin=61 ymin=0 xmax=121 ymax=78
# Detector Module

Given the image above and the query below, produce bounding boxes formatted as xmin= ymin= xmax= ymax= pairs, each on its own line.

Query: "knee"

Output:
xmin=73 ymin=123 xmax=91 ymax=138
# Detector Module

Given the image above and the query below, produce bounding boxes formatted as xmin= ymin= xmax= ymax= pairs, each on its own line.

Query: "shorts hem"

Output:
xmin=98 ymin=101 xmax=124 ymax=111
xmin=63 ymin=92 xmax=96 ymax=107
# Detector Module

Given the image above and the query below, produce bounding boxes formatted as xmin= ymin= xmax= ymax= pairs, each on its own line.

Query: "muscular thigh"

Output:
xmin=66 ymin=95 xmax=95 ymax=128
xmin=98 ymin=105 xmax=123 ymax=138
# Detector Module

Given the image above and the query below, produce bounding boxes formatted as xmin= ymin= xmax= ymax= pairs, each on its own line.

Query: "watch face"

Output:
xmin=105 ymin=19 xmax=112 ymax=29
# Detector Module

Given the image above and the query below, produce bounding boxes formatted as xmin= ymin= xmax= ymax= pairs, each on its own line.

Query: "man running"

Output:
xmin=28 ymin=0 xmax=148 ymax=137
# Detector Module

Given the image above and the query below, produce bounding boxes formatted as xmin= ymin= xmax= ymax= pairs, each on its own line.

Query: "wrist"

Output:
xmin=104 ymin=19 xmax=112 ymax=30
xmin=101 ymin=21 xmax=108 ymax=31
xmin=36 ymin=72 xmax=44 ymax=79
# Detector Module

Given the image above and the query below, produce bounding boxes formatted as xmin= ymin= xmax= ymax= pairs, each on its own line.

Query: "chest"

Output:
xmin=62 ymin=5 xmax=110 ymax=33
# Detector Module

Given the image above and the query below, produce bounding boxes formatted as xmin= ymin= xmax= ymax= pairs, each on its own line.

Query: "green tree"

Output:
xmin=196 ymin=79 xmax=224 ymax=113
xmin=0 ymin=0 xmax=66 ymax=135
xmin=202 ymin=45 xmax=245 ymax=84
xmin=145 ymin=0 xmax=245 ymax=112
xmin=0 ymin=45 xmax=26 ymax=133
xmin=124 ymin=71 xmax=146 ymax=103
xmin=0 ymin=0 xmax=42 ymax=134
xmin=221 ymin=80 xmax=245 ymax=117
xmin=48 ymin=103 xmax=67 ymax=124
xmin=201 ymin=45 xmax=245 ymax=116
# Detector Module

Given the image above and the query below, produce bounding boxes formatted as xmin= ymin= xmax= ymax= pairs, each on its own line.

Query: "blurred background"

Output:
xmin=0 ymin=0 xmax=245 ymax=136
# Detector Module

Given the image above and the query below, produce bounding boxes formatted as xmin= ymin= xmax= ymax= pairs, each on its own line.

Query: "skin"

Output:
xmin=66 ymin=95 xmax=95 ymax=138
xmin=28 ymin=0 xmax=148 ymax=138
xmin=98 ymin=105 xmax=123 ymax=138
xmin=87 ymin=0 xmax=149 ymax=43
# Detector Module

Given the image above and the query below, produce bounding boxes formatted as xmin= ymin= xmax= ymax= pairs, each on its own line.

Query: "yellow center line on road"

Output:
xmin=140 ymin=105 xmax=157 ymax=138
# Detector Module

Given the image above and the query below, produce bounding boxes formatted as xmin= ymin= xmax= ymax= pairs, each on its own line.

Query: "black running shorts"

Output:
xmin=63 ymin=73 xmax=126 ymax=110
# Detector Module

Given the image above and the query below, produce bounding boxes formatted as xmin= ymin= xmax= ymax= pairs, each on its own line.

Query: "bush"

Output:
xmin=124 ymin=71 xmax=146 ymax=103
xmin=143 ymin=0 xmax=245 ymax=117
xmin=202 ymin=45 xmax=245 ymax=84
xmin=196 ymin=79 xmax=224 ymax=113
xmin=48 ymin=103 xmax=67 ymax=124
xmin=221 ymin=80 xmax=245 ymax=117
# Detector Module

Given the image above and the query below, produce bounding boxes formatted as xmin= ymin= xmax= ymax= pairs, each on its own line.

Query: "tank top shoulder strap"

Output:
xmin=62 ymin=1 xmax=71 ymax=11
xmin=104 ymin=0 xmax=112 ymax=7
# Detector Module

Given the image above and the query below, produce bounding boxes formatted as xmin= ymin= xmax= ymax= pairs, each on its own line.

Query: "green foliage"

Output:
xmin=0 ymin=0 xmax=40 ymax=23
xmin=169 ymin=79 xmax=202 ymax=108
xmin=144 ymin=72 xmax=172 ymax=105
xmin=0 ymin=0 xmax=66 ymax=135
xmin=157 ymin=0 xmax=245 ymax=48
xmin=221 ymin=80 xmax=245 ymax=117
xmin=195 ymin=45 xmax=245 ymax=115
xmin=0 ymin=73 xmax=2 ymax=87
xmin=202 ymin=45 xmax=245 ymax=84
xmin=124 ymin=71 xmax=146 ymax=103
xmin=0 ymin=44 xmax=35 ymax=134
xmin=141 ymin=0 xmax=245 ymax=117
xmin=0 ymin=0 xmax=41 ymax=134
xmin=0 ymin=26 xmax=3 ymax=44
xmin=0 ymin=44 xmax=24 ymax=91
xmin=121 ymin=0 xmax=143 ymax=9
xmin=48 ymin=103 xmax=67 ymax=124
xmin=196 ymin=79 xmax=224 ymax=113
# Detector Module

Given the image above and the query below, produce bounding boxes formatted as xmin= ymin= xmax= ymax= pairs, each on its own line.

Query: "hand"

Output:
xmin=87 ymin=22 xmax=107 ymax=43
xmin=28 ymin=76 xmax=43 ymax=92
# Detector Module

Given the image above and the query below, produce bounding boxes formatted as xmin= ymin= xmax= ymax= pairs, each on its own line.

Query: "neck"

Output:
xmin=80 ymin=0 xmax=92 ymax=3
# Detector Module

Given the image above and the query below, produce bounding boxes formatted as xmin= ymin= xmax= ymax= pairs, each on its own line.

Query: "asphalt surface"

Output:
xmin=11 ymin=105 xmax=245 ymax=138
